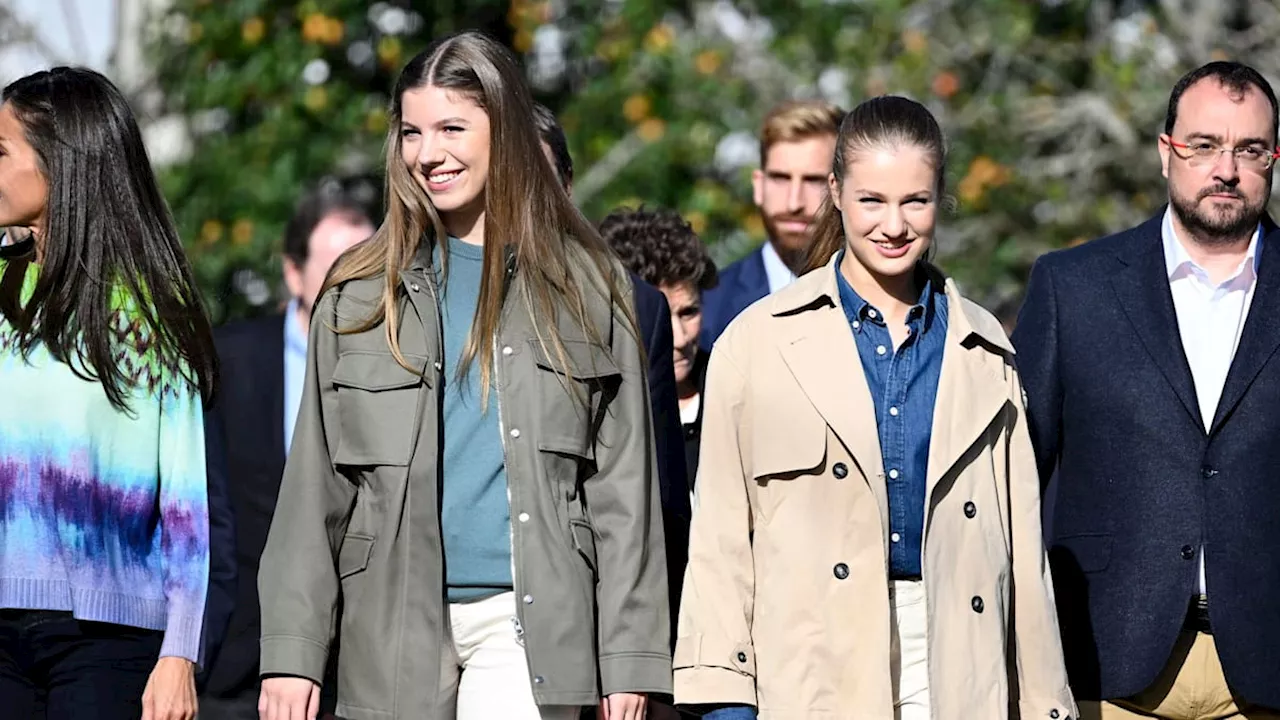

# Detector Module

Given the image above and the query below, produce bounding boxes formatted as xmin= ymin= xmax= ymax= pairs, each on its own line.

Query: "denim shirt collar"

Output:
xmin=834 ymin=249 xmax=939 ymax=335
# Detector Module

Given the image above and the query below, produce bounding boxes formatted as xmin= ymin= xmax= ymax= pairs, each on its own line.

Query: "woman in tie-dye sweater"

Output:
xmin=0 ymin=68 xmax=217 ymax=720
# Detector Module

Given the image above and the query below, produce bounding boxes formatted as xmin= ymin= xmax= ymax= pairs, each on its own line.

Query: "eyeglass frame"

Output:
xmin=1162 ymin=134 xmax=1280 ymax=170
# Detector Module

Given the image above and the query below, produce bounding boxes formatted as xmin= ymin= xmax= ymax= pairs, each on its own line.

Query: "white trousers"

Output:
xmin=889 ymin=579 xmax=931 ymax=720
xmin=443 ymin=591 xmax=579 ymax=720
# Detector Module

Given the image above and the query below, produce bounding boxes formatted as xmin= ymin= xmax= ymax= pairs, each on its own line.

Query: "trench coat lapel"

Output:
xmin=924 ymin=280 xmax=1014 ymax=516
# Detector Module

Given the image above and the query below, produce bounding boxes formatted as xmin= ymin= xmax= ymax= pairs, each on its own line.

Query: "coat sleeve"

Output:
xmin=587 ymin=291 xmax=674 ymax=697
xmin=1006 ymin=367 xmax=1077 ymax=719
xmin=673 ymin=330 xmax=757 ymax=708
xmin=639 ymin=284 xmax=692 ymax=634
xmin=1010 ymin=257 xmax=1063 ymax=489
xmin=258 ymin=291 xmax=355 ymax=684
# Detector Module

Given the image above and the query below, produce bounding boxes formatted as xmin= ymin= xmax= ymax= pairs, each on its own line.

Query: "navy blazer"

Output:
xmin=1013 ymin=210 xmax=1280 ymax=708
xmin=699 ymin=246 xmax=769 ymax=349
xmin=631 ymin=274 xmax=692 ymax=637
xmin=199 ymin=401 xmax=237 ymax=689
xmin=200 ymin=314 xmax=289 ymax=701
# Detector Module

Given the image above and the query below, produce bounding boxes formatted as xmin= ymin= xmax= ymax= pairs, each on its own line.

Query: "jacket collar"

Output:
xmin=768 ymin=251 xmax=1014 ymax=357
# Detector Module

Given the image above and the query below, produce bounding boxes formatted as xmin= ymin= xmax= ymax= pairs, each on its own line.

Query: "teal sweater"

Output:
xmin=436 ymin=237 xmax=513 ymax=602
xmin=0 ymin=258 xmax=209 ymax=663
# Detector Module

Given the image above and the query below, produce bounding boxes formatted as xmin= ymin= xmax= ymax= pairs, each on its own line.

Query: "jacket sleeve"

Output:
xmin=640 ymin=285 xmax=692 ymax=633
xmin=673 ymin=332 xmax=757 ymax=708
xmin=1006 ymin=367 xmax=1077 ymax=719
xmin=1010 ymin=257 xmax=1063 ymax=489
xmin=587 ymin=292 xmax=674 ymax=697
xmin=258 ymin=292 xmax=355 ymax=684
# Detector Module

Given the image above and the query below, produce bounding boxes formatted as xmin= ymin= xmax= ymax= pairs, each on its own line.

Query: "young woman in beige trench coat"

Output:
xmin=674 ymin=96 xmax=1077 ymax=720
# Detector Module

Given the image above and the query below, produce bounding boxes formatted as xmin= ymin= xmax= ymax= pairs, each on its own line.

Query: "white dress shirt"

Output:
xmin=1162 ymin=209 xmax=1262 ymax=596
xmin=761 ymin=240 xmax=798 ymax=294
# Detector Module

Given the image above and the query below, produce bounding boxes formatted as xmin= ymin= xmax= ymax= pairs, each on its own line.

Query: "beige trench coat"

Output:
xmin=674 ymin=256 xmax=1076 ymax=719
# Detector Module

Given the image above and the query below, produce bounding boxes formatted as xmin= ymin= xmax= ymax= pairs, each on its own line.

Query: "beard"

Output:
xmin=1170 ymin=181 xmax=1269 ymax=245
xmin=761 ymin=211 xmax=815 ymax=270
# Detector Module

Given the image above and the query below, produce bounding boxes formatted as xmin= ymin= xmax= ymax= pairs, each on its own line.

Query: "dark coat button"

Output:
xmin=832 ymin=463 xmax=848 ymax=479
xmin=736 ymin=652 xmax=747 ymax=663
xmin=964 ymin=501 xmax=977 ymax=518
xmin=1181 ymin=545 xmax=1195 ymax=560
xmin=1049 ymin=710 xmax=1060 ymax=719
xmin=833 ymin=563 xmax=849 ymax=580
xmin=1201 ymin=466 xmax=1217 ymax=479
xmin=971 ymin=596 xmax=984 ymax=613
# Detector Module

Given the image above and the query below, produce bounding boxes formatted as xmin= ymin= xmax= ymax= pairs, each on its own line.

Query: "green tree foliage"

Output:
xmin=151 ymin=0 xmax=1275 ymax=324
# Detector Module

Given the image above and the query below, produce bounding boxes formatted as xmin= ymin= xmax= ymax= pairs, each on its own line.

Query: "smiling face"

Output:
xmin=399 ymin=84 xmax=492 ymax=238
xmin=1160 ymin=78 xmax=1275 ymax=245
xmin=830 ymin=144 xmax=938 ymax=283
xmin=0 ymin=103 xmax=48 ymax=234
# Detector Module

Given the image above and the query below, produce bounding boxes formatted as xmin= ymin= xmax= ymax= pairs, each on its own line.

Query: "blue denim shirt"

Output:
xmin=835 ymin=254 xmax=948 ymax=579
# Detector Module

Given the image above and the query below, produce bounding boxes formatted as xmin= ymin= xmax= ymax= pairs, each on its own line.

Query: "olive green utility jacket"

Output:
xmin=258 ymin=245 xmax=672 ymax=719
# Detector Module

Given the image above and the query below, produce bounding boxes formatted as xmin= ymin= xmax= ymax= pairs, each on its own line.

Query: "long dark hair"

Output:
xmin=324 ymin=31 xmax=637 ymax=401
xmin=805 ymin=95 xmax=948 ymax=271
xmin=0 ymin=67 xmax=217 ymax=410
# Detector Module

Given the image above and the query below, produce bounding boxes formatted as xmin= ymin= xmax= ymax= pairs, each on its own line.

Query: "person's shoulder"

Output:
xmin=214 ymin=313 xmax=285 ymax=349
xmin=1032 ymin=214 xmax=1159 ymax=275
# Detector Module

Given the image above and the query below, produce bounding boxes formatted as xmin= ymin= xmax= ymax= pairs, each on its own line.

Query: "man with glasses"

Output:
xmin=1014 ymin=61 xmax=1280 ymax=718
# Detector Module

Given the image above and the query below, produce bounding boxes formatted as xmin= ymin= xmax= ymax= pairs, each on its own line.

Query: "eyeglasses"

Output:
xmin=1165 ymin=135 xmax=1280 ymax=170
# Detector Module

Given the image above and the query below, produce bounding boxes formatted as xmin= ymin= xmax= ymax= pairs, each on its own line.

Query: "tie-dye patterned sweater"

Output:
xmin=0 ymin=257 xmax=209 ymax=664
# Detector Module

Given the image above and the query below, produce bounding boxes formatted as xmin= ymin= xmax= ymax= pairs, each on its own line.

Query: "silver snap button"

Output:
xmin=876 ymin=345 xmax=887 ymax=356
xmin=410 ymin=283 xmax=420 ymax=292
xmin=888 ymin=469 xmax=899 ymax=480
xmin=533 ymin=675 xmax=545 ymax=684
xmin=889 ymin=406 xmax=899 ymax=417
xmin=510 ymin=428 xmax=521 ymax=439
xmin=523 ymin=594 xmax=534 ymax=605
xmin=518 ymin=512 xmax=530 ymax=523
xmin=502 ymin=346 xmax=513 ymax=356
xmin=891 ymin=532 xmax=901 ymax=543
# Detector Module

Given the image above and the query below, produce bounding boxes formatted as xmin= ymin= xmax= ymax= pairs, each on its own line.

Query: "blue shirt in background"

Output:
xmin=283 ymin=298 xmax=307 ymax=457
xmin=834 ymin=252 xmax=948 ymax=579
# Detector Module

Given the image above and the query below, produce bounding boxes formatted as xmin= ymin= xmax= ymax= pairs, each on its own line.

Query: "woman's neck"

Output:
xmin=444 ymin=205 xmax=486 ymax=246
xmin=838 ymin=250 xmax=920 ymax=321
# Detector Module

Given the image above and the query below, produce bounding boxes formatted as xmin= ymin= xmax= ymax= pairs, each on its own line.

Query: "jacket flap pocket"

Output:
xmin=337 ymin=533 xmax=375 ymax=579
xmin=750 ymin=399 xmax=827 ymax=480
xmin=332 ymin=351 xmax=428 ymax=391
xmin=1050 ymin=533 xmax=1112 ymax=574
xmin=530 ymin=338 xmax=620 ymax=379
xmin=673 ymin=634 xmax=755 ymax=676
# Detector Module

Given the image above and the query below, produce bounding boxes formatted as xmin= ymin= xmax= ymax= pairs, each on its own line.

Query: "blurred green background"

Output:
xmin=116 ymin=0 xmax=1278 ymax=324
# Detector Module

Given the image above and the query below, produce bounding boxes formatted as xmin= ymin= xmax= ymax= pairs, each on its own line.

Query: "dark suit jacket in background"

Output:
xmin=699 ymin=246 xmax=769 ymax=350
xmin=631 ymin=274 xmax=692 ymax=638
xmin=199 ymin=402 xmax=237 ymax=691
xmin=1013 ymin=210 xmax=1280 ymax=709
xmin=201 ymin=314 xmax=288 ymax=701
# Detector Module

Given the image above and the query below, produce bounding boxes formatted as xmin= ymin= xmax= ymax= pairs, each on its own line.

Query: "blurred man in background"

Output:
xmin=199 ymin=185 xmax=375 ymax=720
xmin=699 ymin=99 xmax=843 ymax=348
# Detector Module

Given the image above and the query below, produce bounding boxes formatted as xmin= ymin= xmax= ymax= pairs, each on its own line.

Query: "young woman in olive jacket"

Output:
xmin=257 ymin=31 xmax=670 ymax=720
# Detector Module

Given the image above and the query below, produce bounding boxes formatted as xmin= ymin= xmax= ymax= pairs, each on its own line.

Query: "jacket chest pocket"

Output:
xmin=331 ymin=351 xmax=426 ymax=467
xmin=530 ymin=338 xmax=621 ymax=464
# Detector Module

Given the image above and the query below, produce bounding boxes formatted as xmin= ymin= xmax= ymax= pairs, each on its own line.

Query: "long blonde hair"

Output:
xmin=322 ymin=31 xmax=637 ymax=397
